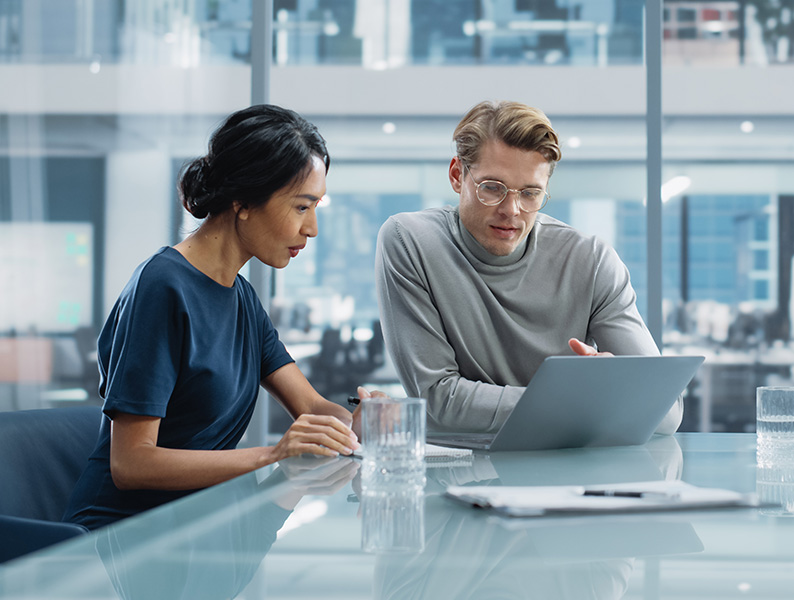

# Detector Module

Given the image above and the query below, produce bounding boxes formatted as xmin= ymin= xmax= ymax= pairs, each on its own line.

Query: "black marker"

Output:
xmin=347 ymin=395 xmax=361 ymax=407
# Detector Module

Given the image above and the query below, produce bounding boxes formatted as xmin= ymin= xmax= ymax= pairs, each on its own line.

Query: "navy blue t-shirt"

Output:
xmin=63 ymin=247 xmax=293 ymax=529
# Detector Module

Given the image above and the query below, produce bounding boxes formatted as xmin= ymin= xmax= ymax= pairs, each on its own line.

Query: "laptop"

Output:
xmin=427 ymin=355 xmax=704 ymax=452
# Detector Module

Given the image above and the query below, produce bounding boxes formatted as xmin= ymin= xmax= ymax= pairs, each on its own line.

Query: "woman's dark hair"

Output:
xmin=178 ymin=104 xmax=330 ymax=219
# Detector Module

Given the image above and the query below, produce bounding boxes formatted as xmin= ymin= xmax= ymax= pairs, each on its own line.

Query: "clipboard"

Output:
xmin=445 ymin=480 xmax=761 ymax=518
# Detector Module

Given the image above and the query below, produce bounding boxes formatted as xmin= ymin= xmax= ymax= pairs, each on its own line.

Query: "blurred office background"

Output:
xmin=1 ymin=0 xmax=793 ymax=437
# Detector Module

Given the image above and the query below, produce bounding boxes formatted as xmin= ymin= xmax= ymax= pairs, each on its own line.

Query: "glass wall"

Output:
xmin=0 ymin=0 xmax=250 ymax=411
xmin=2 ymin=0 xmax=794 ymax=435
xmin=660 ymin=2 xmax=794 ymax=432
xmin=270 ymin=1 xmax=651 ymax=430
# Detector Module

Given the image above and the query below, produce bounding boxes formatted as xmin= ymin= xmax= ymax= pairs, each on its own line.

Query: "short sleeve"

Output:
xmin=97 ymin=265 xmax=183 ymax=419
xmin=258 ymin=305 xmax=293 ymax=378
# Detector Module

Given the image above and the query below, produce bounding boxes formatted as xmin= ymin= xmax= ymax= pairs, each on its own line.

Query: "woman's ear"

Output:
xmin=233 ymin=201 xmax=249 ymax=220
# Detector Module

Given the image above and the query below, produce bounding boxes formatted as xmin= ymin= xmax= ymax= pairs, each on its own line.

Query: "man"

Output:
xmin=375 ymin=100 xmax=681 ymax=434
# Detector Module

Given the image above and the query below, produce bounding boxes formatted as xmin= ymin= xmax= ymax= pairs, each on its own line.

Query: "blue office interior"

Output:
xmin=2 ymin=0 xmax=794 ymax=437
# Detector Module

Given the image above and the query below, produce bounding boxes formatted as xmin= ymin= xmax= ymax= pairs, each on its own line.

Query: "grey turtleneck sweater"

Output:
xmin=375 ymin=205 xmax=682 ymax=434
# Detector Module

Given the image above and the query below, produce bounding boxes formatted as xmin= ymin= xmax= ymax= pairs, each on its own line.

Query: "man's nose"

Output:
xmin=498 ymin=190 xmax=522 ymax=216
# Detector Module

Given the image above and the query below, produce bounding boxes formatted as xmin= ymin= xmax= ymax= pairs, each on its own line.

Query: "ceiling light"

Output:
xmin=661 ymin=175 xmax=692 ymax=202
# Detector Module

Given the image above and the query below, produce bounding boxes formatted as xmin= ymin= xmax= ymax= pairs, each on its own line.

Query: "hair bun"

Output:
xmin=179 ymin=156 xmax=214 ymax=219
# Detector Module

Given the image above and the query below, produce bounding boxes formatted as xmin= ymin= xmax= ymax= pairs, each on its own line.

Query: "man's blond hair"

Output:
xmin=453 ymin=101 xmax=562 ymax=174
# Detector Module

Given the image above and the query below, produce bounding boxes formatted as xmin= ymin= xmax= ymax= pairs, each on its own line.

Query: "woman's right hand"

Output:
xmin=269 ymin=414 xmax=359 ymax=462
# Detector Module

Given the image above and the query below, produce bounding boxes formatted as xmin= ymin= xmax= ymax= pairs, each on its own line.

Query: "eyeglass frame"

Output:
xmin=460 ymin=160 xmax=550 ymax=213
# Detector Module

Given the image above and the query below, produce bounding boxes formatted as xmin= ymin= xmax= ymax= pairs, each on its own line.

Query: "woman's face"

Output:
xmin=236 ymin=155 xmax=326 ymax=269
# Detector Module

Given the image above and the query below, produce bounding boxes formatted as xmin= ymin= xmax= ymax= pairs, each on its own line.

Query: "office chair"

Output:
xmin=0 ymin=405 xmax=102 ymax=563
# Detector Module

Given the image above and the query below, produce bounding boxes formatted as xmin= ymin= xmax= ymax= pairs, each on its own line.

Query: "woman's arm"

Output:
xmin=263 ymin=362 xmax=356 ymax=427
xmin=109 ymin=411 xmax=357 ymax=491
xmin=109 ymin=413 xmax=274 ymax=491
xmin=109 ymin=366 xmax=360 ymax=491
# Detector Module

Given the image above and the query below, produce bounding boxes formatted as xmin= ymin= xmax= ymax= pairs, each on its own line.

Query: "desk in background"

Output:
xmin=1 ymin=433 xmax=793 ymax=599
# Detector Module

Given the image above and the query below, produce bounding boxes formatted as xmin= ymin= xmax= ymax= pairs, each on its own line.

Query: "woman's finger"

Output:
xmin=287 ymin=418 xmax=358 ymax=455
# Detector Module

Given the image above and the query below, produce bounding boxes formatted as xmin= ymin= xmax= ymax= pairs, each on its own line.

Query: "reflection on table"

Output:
xmin=2 ymin=434 xmax=794 ymax=600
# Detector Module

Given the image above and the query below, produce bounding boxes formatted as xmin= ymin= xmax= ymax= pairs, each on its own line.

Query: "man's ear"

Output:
xmin=449 ymin=156 xmax=464 ymax=194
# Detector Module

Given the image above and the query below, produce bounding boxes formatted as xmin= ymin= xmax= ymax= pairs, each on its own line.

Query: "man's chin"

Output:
xmin=482 ymin=240 xmax=518 ymax=257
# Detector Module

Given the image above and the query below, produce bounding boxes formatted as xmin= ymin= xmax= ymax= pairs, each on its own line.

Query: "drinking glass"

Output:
xmin=360 ymin=396 xmax=426 ymax=494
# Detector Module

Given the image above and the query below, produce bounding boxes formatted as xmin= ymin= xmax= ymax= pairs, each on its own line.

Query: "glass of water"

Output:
xmin=756 ymin=386 xmax=794 ymax=516
xmin=360 ymin=396 xmax=426 ymax=494
xmin=757 ymin=386 xmax=794 ymax=463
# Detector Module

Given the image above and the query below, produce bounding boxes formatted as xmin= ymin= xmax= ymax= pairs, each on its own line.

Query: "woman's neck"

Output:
xmin=173 ymin=213 xmax=250 ymax=288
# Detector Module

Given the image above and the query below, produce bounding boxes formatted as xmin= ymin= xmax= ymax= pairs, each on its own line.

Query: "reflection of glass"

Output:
xmin=361 ymin=488 xmax=425 ymax=554
xmin=360 ymin=396 xmax=426 ymax=494
xmin=757 ymin=461 xmax=794 ymax=517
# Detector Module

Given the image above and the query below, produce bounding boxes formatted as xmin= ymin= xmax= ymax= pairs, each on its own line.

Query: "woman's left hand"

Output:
xmin=270 ymin=414 xmax=359 ymax=461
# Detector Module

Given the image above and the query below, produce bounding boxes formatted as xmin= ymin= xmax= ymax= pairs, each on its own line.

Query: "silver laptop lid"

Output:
xmin=488 ymin=355 xmax=704 ymax=451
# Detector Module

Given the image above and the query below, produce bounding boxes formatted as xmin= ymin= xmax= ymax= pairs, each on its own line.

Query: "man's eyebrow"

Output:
xmin=481 ymin=175 xmax=544 ymax=189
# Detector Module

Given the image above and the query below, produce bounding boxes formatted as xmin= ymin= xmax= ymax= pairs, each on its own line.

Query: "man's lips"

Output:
xmin=490 ymin=224 xmax=520 ymax=239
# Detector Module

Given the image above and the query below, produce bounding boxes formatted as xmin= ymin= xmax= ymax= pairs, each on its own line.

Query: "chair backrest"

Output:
xmin=0 ymin=406 xmax=102 ymax=521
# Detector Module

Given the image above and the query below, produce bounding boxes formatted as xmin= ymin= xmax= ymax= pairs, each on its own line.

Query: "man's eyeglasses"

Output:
xmin=462 ymin=161 xmax=549 ymax=213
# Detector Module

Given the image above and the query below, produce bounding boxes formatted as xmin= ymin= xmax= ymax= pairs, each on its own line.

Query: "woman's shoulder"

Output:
xmin=126 ymin=247 xmax=181 ymax=287
xmin=117 ymin=247 xmax=196 ymax=305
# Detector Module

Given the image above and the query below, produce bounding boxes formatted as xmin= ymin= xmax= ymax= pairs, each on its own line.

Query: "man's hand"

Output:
xmin=351 ymin=385 xmax=390 ymax=438
xmin=568 ymin=338 xmax=614 ymax=357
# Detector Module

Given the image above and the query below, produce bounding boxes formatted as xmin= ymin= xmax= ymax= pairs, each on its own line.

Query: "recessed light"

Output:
xmin=661 ymin=175 xmax=692 ymax=202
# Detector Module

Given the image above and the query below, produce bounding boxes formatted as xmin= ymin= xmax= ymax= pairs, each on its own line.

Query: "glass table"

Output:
xmin=1 ymin=433 xmax=793 ymax=599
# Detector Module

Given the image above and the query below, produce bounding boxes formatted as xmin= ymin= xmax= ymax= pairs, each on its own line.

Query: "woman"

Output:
xmin=64 ymin=104 xmax=361 ymax=530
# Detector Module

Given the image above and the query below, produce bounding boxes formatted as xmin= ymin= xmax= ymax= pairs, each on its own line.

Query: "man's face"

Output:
xmin=450 ymin=139 xmax=552 ymax=257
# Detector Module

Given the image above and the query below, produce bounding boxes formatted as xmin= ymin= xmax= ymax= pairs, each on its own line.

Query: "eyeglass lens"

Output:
xmin=462 ymin=162 xmax=547 ymax=213
xmin=476 ymin=181 xmax=547 ymax=212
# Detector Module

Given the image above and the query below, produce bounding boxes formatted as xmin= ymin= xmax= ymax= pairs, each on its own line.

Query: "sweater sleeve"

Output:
xmin=375 ymin=217 xmax=523 ymax=433
xmin=588 ymin=243 xmax=682 ymax=434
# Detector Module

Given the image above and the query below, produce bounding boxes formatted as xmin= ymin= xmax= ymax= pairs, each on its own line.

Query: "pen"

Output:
xmin=347 ymin=395 xmax=361 ymax=407
xmin=582 ymin=489 xmax=675 ymax=499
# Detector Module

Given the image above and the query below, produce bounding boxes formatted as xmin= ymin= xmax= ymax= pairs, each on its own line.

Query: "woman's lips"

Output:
xmin=289 ymin=245 xmax=305 ymax=258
